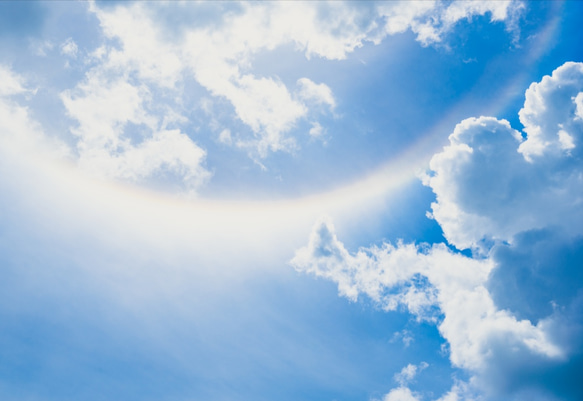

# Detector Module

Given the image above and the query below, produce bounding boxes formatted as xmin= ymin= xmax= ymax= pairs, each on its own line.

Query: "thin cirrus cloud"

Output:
xmin=292 ymin=62 xmax=583 ymax=400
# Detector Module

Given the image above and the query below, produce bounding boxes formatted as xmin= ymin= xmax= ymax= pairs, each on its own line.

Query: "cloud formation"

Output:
xmin=61 ymin=70 xmax=210 ymax=192
xmin=78 ymin=1 xmax=522 ymax=164
xmin=425 ymin=62 xmax=583 ymax=251
xmin=380 ymin=362 xmax=428 ymax=401
xmin=292 ymin=62 xmax=583 ymax=400
xmin=291 ymin=218 xmax=562 ymax=399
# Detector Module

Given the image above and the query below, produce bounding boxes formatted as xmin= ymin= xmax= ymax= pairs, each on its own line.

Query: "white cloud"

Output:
xmin=61 ymin=62 xmax=209 ymax=192
xmin=391 ymin=329 xmax=414 ymax=347
xmin=85 ymin=1 xmax=523 ymax=158
xmin=292 ymin=217 xmax=567 ymax=399
xmin=60 ymin=37 xmax=78 ymax=58
xmin=111 ymin=129 xmax=210 ymax=189
xmin=519 ymin=62 xmax=583 ymax=161
xmin=383 ymin=386 xmax=421 ymax=401
xmin=378 ymin=0 xmax=523 ymax=46
xmin=424 ymin=62 xmax=583 ymax=251
xmin=0 ymin=65 xmax=28 ymax=96
xmin=293 ymin=62 xmax=583 ymax=400
xmin=394 ymin=362 xmax=428 ymax=386
xmin=575 ymin=92 xmax=583 ymax=120
xmin=423 ymin=116 xmax=529 ymax=250
xmin=434 ymin=381 xmax=476 ymax=401
xmin=222 ymin=74 xmax=307 ymax=155
xmin=291 ymin=219 xmax=563 ymax=373
xmin=90 ymin=3 xmax=183 ymax=89
xmin=308 ymin=122 xmax=326 ymax=141
xmin=61 ymin=73 xmax=154 ymax=148
xmin=297 ymin=78 xmax=336 ymax=110
xmin=218 ymin=128 xmax=233 ymax=145
xmin=0 ymin=66 xmax=68 ymax=158
xmin=442 ymin=1 xmax=517 ymax=25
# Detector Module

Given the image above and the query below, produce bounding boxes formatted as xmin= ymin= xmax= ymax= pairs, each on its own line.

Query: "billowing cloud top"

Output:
xmin=292 ymin=62 xmax=583 ymax=400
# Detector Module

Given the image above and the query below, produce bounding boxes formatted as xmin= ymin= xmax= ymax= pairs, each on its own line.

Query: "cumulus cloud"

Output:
xmin=424 ymin=63 xmax=583 ymax=251
xmin=519 ymin=62 xmax=583 ymax=160
xmin=292 ymin=61 xmax=583 ymax=400
xmin=291 ymin=219 xmax=562 ymax=375
xmin=61 ymin=61 xmax=209 ymax=192
xmin=423 ymin=116 xmax=530 ymax=250
xmin=83 ymin=1 xmax=522 ymax=159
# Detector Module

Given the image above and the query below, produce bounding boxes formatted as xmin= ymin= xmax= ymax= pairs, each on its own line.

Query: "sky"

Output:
xmin=0 ymin=1 xmax=582 ymax=400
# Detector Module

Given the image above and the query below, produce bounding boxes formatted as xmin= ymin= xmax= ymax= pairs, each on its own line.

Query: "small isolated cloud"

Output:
xmin=394 ymin=362 xmax=428 ymax=386
xmin=293 ymin=61 xmax=583 ymax=401
xmin=308 ymin=122 xmax=328 ymax=144
xmin=391 ymin=329 xmax=414 ymax=348
xmin=218 ymin=128 xmax=232 ymax=145
xmin=60 ymin=37 xmax=78 ymax=58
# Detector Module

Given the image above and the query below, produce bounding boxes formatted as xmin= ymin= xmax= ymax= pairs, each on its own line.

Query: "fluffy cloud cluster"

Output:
xmin=292 ymin=218 xmax=563 ymax=400
xmin=72 ymin=0 xmax=522 ymax=165
xmin=425 ymin=62 xmax=583 ymax=251
xmin=61 ymin=67 xmax=209 ymax=192
xmin=87 ymin=1 xmax=339 ymax=158
xmin=292 ymin=62 xmax=583 ymax=400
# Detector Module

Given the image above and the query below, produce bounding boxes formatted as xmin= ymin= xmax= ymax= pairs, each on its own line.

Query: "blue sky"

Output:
xmin=1 ymin=1 xmax=583 ymax=400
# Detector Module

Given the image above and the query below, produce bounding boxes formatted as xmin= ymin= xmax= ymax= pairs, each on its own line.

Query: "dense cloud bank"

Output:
xmin=292 ymin=62 xmax=583 ymax=400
